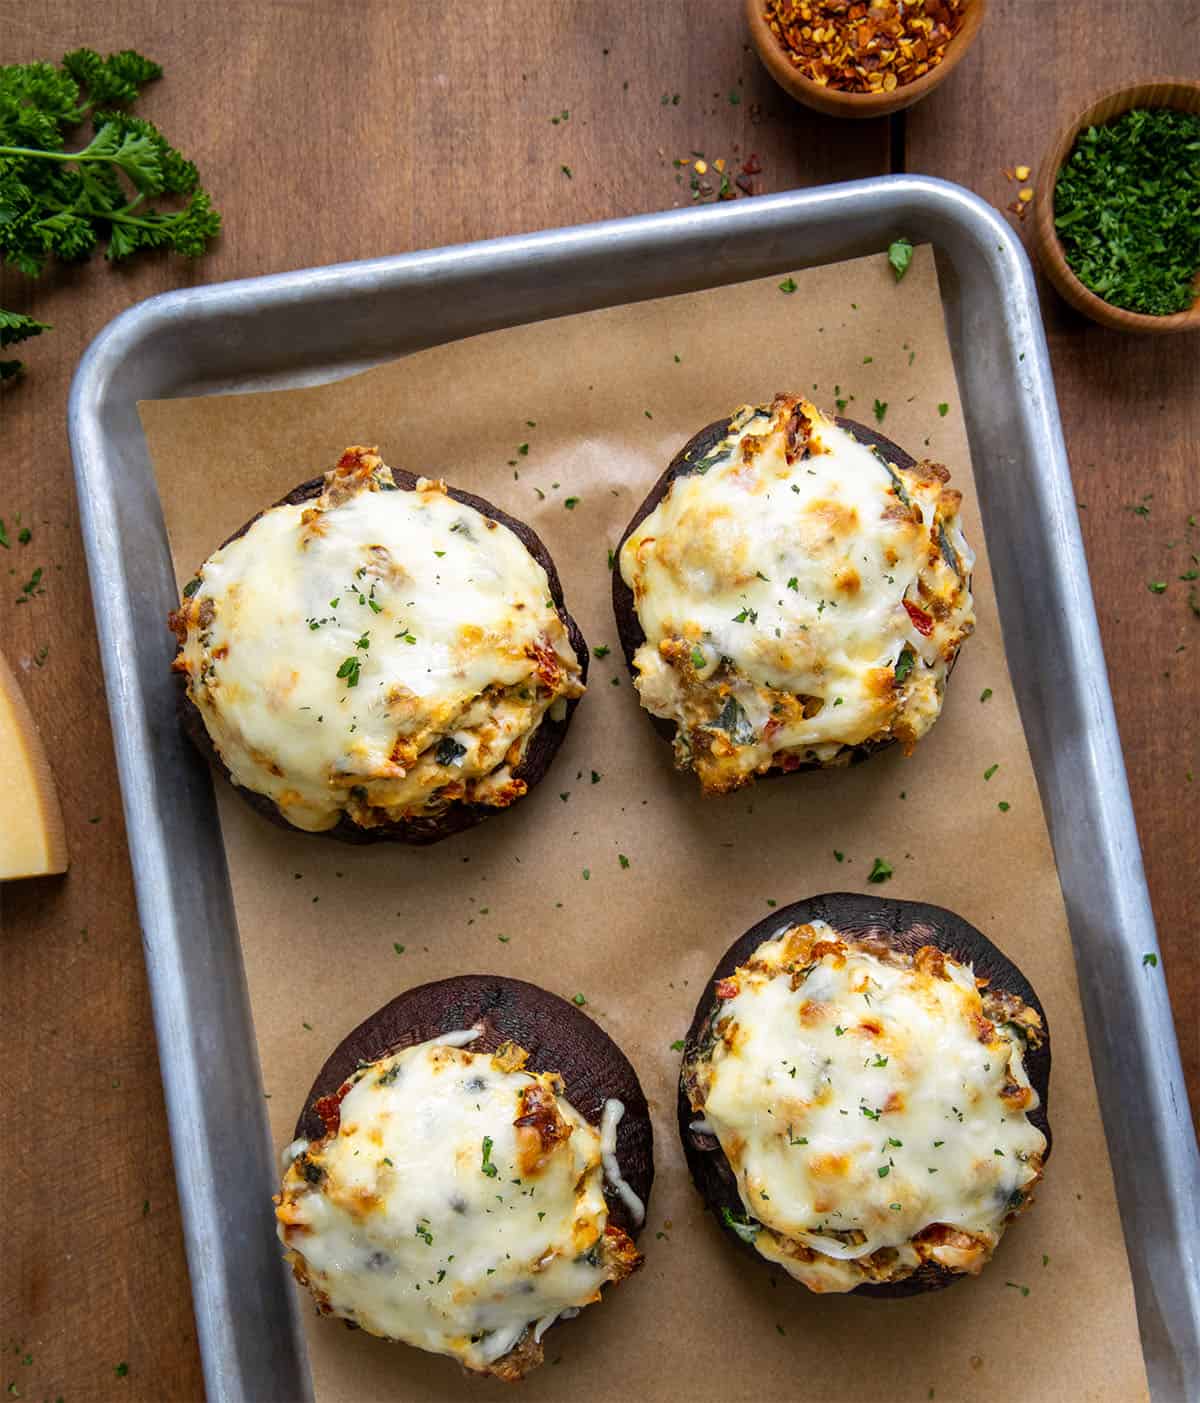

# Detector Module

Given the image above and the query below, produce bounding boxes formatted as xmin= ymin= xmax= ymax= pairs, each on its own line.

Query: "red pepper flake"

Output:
xmin=313 ymin=1092 xmax=344 ymax=1137
xmin=903 ymin=599 xmax=935 ymax=636
xmin=763 ymin=0 xmax=966 ymax=94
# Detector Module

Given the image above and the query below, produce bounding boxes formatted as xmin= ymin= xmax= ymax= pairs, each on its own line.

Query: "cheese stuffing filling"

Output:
xmin=619 ymin=395 xmax=974 ymax=792
xmin=171 ymin=447 xmax=584 ymax=831
xmin=683 ymin=922 xmax=1046 ymax=1292
xmin=276 ymin=1034 xmax=641 ymax=1375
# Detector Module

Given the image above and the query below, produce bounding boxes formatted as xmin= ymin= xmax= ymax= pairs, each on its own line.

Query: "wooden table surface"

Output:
xmin=2 ymin=2 xmax=1196 ymax=1399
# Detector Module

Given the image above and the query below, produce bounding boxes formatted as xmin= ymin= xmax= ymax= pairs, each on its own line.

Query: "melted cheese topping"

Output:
xmin=171 ymin=447 xmax=583 ymax=831
xmin=684 ymin=923 xmax=1046 ymax=1292
xmin=620 ymin=395 xmax=974 ymax=792
xmin=276 ymin=1035 xmax=640 ymax=1373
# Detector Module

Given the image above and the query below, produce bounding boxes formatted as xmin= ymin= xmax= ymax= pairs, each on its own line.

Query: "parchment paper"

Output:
xmin=140 ymin=247 xmax=1149 ymax=1403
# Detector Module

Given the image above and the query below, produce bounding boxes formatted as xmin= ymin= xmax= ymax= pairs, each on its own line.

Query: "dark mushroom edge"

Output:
xmin=290 ymin=974 xmax=653 ymax=1371
xmin=677 ymin=893 xmax=1051 ymax=1300
xmin=174 ymin=467 xmax=588 ymax=845
xmin=612 ymin=412 xmax=960 ymax=769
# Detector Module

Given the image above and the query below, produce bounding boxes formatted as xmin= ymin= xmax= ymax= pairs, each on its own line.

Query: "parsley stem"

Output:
xmin=40 ymin=192 xmax=177 ymax=232
xmin=0 ymin=144 xmax=116 ymax=163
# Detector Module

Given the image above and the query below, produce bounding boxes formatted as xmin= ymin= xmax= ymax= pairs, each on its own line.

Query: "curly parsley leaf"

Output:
xmin=0 ymin=49 xmax=219 ymax=376
xmin=0 ymin=308 xmax=52 ymax=379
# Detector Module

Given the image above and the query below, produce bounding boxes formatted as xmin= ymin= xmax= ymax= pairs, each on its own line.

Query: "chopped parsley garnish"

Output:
xmin=1148 ymin=581 xmax=1167 ymax=594
xmin=867 ymin=856 xmax=893 ymax=884
xmin=618 ymin=853 xmax=630 ymax=869
xmin=415 ymin=1219 xmax=434 ymax=1243
xmin=732 ymin=606 xmax=758 ymax=624
xmin=786 ymin=576 xmax=798 ymax=591
xmin=393 ymin=942 xmax=405 ymax=955
xmin=871 ymin=1055 xmax=889 ymax=1068
xmin=1053 ymin=107 xmax=1200 ymax=316
xmin=593 ymin=644 xmax=611 ymax=658
xmin=572 ymin=992 xmax=587 ymax=1006
xmin=860 ymin=1105 xmax=881 ymax=1120
xmin=778 ymin=276 xmax=798 ymax=295
xmin=480 ymin=1137 xmax=499 ymax=1178
xmin=873 ymin=398 xmax=887 ymax=424
xmin=115 ymin=1362 xmax=130 ymax=1378
xmin=720 ymin=1207 xmax=760 ymax=1242
xmin=670 ymin=1039 xmax=685 ymax=1051
xmin=1142 ymin=952 xmax=1158 ymax=968
xmin=14 ymin=565 xmax=44 ymax=603
xmin=998 ymin=801 xmax=1011 ymax=812
xmin=937 ymin=402 xmax=949 ymax=417
xmin=833 ymin=850 xmax=844 ymax=862
xmin=182 ymin=576 xmax=200 ymax=597
xmin=1005 ymin=1281 xmax=1030 ymax=1297
xmin=887 ymin=238 xmax=913 ymax=281
xmin=984 ymin=763 xmax=999 ymax=780
xmin=336 ymin=655 xmax=361 ymax=687
xmin=564 ymin=496 xmax=579 ymax=509
xmin=690 ymin=646 xmax=706 ymax=669
xmin=877 ymin=1164 xmax=890 ymax=1178
xmin=980 ymin=687 xmax=993 ymax=703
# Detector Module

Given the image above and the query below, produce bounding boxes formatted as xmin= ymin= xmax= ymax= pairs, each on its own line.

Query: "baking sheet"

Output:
xmin=139 ymin=246 xmax=1148 ymax=1403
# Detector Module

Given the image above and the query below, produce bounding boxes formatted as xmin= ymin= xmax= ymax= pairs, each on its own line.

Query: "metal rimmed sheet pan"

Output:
xmin=68 ymin=177 xmax=1199 ymax=1403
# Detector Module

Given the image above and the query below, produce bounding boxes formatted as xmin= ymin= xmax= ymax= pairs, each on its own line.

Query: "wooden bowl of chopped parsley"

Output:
xmin=1033 ymin=80 xmax=1200 ymax=333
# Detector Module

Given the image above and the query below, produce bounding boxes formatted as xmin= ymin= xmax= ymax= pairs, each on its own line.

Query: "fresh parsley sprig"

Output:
xmin=0 ymin=48 xmax=221 ymax=378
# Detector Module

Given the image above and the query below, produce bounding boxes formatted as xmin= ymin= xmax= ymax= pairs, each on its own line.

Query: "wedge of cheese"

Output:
xmin=0 ymin=648 xmax=68 ymax=880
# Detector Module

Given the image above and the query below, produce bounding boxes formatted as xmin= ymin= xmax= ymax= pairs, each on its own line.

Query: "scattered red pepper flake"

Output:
xmin=763 ymin=0 xmax=966 ymax=94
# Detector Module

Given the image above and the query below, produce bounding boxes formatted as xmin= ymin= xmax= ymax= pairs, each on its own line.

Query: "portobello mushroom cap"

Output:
xmin=296 ymin=973 xmax=653 ymax=1238
xmin=173 ymin=463 xmax=588 ymax=845
xmin=285 ymin=974 xmax=653 ymax=1377
xmin=613 ymin=409 xmax=966 ymax=770
xmin=678 ymin=893 xmax=1051 ymax=1299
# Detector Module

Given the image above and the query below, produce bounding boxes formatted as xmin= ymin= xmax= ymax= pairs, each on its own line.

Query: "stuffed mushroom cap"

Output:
xmin=679 ymin=895 xmax=1050 ymax=1297
xmin=170 ymin=447 xmax=586 ymax=842
xmin=277 ymin=975 xmax=652 ymax=1380
xmin=615 ymin=395 xmax=974 ymax=793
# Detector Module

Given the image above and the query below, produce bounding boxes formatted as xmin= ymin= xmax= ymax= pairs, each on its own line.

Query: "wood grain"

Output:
xmin=0 ymin=1 xmax=1193 ymax=1399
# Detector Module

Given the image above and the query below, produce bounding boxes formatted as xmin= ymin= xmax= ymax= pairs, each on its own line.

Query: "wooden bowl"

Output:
xmin=1033 ymin=80 xmax=1200 ymax=334
xmin=745 ymin=0 xmax=987 ymax=119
